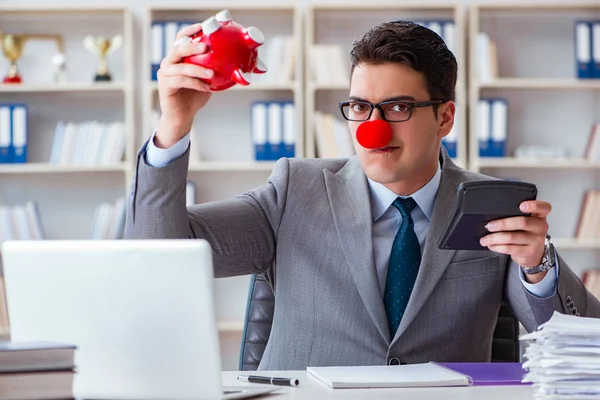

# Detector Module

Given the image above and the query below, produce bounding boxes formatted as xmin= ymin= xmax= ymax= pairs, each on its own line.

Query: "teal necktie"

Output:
xmin=384 ymin=197 xmax=421 ymax=338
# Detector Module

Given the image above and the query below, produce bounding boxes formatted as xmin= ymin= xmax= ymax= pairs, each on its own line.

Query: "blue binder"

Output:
xmin=10 ymin=104 xmax=27 ymax=163
xmin=575 ymin=21 xmax=594 ymax=79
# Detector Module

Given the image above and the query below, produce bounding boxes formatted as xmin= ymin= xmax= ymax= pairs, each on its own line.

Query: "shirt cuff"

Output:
xmin=145 ymin=130 xmax=191 ymax=168
xmin=519 ymin=257 xmax=560 ymax=299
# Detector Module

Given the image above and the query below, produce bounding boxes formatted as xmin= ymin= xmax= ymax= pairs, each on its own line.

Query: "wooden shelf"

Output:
xmin=149 ymin=4 xmax=296 ymax=11
xmin=217 ymin=320 xmax=244 ymax=332
xmin=310 ymin=82 xmax=349 ymax=91
xmin=309 ymin=2 xmax=458 ymax=11
xmin=189 ymin=161 xmax=276 ymax=172
xmin=310 ymin=80 xmax=464 ymax=93
xmin=0 ymin=163 xmax=129 ymax=174
xmin=149 ymin=81 xmax=297 ymax=92
xmin=475 ymin=158 xmax=600 ymax=169
xmin=0 ymin=82 xmax=129 ymax=93
xmin=553 ymin=238 xmax=600 ymax=250
xmin=478 ymin=78 xmax=600 ymax=90
xmin=0 ymin=6 xmax=128 ymax=14
xmin=474 ymin=2 xmax=600 ymax=10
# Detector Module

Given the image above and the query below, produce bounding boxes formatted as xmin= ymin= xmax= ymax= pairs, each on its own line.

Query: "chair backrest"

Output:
xmin=238 ymin=274 xmax=520 ymax=370
xmin=239 ymin=274 xmax=275 ymax=371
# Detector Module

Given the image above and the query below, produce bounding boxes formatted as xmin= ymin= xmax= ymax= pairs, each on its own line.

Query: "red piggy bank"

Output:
xmin=183 ymin=9 xmax=267 ymax=91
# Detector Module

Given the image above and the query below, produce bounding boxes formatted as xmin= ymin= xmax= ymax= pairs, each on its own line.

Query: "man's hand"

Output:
xmin=480 ymin=200 xmax=552 ymax=283
xmin=156 ymin=23 xmax=214 ymax=148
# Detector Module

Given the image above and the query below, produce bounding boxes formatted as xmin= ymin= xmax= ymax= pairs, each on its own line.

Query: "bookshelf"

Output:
xmin=0 ymin=7 xmax=134 ymax=235
xmin=0 ymin=5 xmax=134 ymax=340
xmin=468 ymin=3 xmax=600 ymax=276
xmin=143 ymin=4 xmax=303 ymax=369
xmin=304 ymin=2 xmax=467 ymax=169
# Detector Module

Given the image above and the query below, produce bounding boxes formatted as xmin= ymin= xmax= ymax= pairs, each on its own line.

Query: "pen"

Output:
xmin=237 ymin=374 xmax=299 ymax=387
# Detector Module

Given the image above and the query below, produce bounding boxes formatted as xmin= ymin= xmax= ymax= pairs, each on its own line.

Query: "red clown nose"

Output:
xmin=356 ymin=119 xmax=393 ymax=149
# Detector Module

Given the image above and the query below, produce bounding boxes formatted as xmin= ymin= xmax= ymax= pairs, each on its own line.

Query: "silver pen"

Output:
xmin=237 ymin=374 xmax=299 ymax=386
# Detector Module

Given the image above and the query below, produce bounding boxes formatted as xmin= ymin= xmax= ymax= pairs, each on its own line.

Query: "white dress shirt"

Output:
xmin=145 ymin=133 xmax=558 ymax=298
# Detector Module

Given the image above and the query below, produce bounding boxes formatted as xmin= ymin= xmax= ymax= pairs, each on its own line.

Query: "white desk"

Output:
xmin=223 ymin=370 xmax=536 ymax=399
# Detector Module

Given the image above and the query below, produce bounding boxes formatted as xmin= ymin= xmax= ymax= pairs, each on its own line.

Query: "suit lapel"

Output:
xmin=392 ymin=152 xmax=463 ymax=343
xmin=325 ymin=157 xmax=391 ymax=345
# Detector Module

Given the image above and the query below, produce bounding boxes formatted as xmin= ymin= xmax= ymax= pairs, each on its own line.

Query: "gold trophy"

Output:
xmin=1 ymin=33 xmax=27 ymax=83
xmin=84 ymin=35 xmax=123 ymax=82
xmin=0 ymin=31 xmax=64 ymax=84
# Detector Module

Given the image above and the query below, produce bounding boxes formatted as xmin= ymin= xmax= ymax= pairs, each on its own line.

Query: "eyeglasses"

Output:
xmin=338 ymin=99 xmax=445 ymax=122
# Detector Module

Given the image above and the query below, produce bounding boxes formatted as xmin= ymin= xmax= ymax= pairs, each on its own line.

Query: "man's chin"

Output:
xmin=362 ymin=165 xmax=405 ymax=185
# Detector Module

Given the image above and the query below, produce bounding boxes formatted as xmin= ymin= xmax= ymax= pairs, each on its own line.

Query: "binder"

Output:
xmin=575 ymin=21 xmax=593 ymax=79
xmin=164 ymin=22 xmax=179 ymax=63
xmin=0 ymin=105 xmax=10 ymax=163
xmin=593 ymin=22 xmax=600 ymax=78
xmin=186 ymin=181 xmax=196 ymax=207
xmin=442 ymin=21 xmax=456 ymax=55
xmin=267 ymin=102 xmax=282 ymax=160
xmin=251 ymin=102 xmax=267 ymax=161
xmin=281 ymin=102 xmax=295 ymax=158
xmin=151 ymin=21 xmax=164 ymax=81
xmin=11 ymin=104 xmax=27 ymax=163
xmin=443 ymin=105 xmax=458 ymax=158
xmin=478 ymin=99 xmax=491 ymax=157
xmin=427 ymin=21 xmax=442 ymax=38
xmin=490 ymin=99 xmax=507 ymax=157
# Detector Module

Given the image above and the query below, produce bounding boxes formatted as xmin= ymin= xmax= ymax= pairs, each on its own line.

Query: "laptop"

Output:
xmin=2 ymin=239 xmax=278 ymax=400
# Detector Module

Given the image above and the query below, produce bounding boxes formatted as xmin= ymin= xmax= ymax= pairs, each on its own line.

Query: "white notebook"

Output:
xmin=307 ymin=362 xmax=472 ymax=389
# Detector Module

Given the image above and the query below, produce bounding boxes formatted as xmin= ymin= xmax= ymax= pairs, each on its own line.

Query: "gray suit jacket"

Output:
xmin=125 ymin=142 xmax=600 ymax=370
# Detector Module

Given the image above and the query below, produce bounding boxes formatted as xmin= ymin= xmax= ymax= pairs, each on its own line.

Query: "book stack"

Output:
xmin=313 ymin=111 xmax=354 ymax=159
xmin=0 ymin=201 xmax=45 ymax=244
xmin=89 ymin=197 xmax=126 ymax=240
xmin=520 ymin=311 xmax=600 ymax=399
xmin=49 ymin=120 xmax=126 ymax=166
xmin=0 ymin=341 xmax=76 ymax=400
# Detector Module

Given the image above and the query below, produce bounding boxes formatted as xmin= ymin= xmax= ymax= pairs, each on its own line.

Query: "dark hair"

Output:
xmin=350 ymin=20 xmax=457 ymax=103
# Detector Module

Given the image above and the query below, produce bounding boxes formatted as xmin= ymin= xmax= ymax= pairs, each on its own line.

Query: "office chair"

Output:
xmin=239 ymin=274 xmax=521 ymax=370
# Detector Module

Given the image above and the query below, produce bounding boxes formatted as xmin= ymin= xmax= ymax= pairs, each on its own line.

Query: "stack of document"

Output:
xmin=520 ymin=311 xmax=600 ymax=399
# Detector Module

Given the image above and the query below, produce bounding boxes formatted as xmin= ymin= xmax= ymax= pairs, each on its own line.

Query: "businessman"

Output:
xmin=126 ymin=20 xmax=600 ymax=370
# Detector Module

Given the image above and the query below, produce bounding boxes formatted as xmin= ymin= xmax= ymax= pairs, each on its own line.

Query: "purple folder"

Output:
xmin=439 ymin=362 xmax=531 ymax=386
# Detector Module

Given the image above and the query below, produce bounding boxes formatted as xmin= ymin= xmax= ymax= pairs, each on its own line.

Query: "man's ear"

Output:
xmin=437 ymin=101 xmax=455 ymax=139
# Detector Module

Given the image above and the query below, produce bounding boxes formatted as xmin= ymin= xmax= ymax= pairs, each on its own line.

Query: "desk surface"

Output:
xmin=223 ymin=370 xmax=535 ymax=400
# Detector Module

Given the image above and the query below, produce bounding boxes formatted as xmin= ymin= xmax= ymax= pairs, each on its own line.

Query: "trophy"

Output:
xmin=84 ymin=35 xmax=123 ymax=82
xmin=0 ymin=31 xmax=64 ymax=84
xmin=0 ymin=32 xmax=26 ymax=83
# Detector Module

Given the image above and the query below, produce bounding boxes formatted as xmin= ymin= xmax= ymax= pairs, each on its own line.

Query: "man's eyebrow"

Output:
xmin=347 ymin=95 xmax=417 ymax=102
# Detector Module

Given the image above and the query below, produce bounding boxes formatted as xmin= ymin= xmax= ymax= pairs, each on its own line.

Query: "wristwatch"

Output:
xmin=520 ymin=234 xmax=556 ymax=275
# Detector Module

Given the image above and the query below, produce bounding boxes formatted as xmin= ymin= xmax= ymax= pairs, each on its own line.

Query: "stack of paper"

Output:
xmin=520 ymin=311 xmax=600 ymax=399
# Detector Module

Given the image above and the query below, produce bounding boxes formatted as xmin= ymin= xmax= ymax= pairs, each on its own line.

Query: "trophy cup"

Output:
xmin=0 ymin=31 xmax=64 ymax=84
xmin=84 ymin=35 xmax=123 ymax=82
xmin=0 ymin=32 xmax=26 ymax=83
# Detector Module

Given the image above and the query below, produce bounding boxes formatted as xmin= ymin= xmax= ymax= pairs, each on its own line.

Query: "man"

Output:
xmin=125 ymin=21 xmax=600 ymax=370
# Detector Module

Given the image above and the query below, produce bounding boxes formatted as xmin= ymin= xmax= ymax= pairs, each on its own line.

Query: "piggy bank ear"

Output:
xmin=215 ymin=9 xmax=232 ymax=22
xmin=243 ymin=26 xmax=264 ymax=49
xmin=232 ymin=68 xmax=252 ymax=86
xmin=253 ymin=58 xmax=267 ymax=74
xmin=201 ymin=16 xmax=221 ymax=36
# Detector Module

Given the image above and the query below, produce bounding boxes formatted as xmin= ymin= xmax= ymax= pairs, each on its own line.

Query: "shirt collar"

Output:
xmin=367 ymin=162 xmax=441 ymax=222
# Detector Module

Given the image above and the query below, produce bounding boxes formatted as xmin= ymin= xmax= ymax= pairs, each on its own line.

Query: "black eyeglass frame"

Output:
xmin=338 ymin=99 xmax=445 ymax=122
